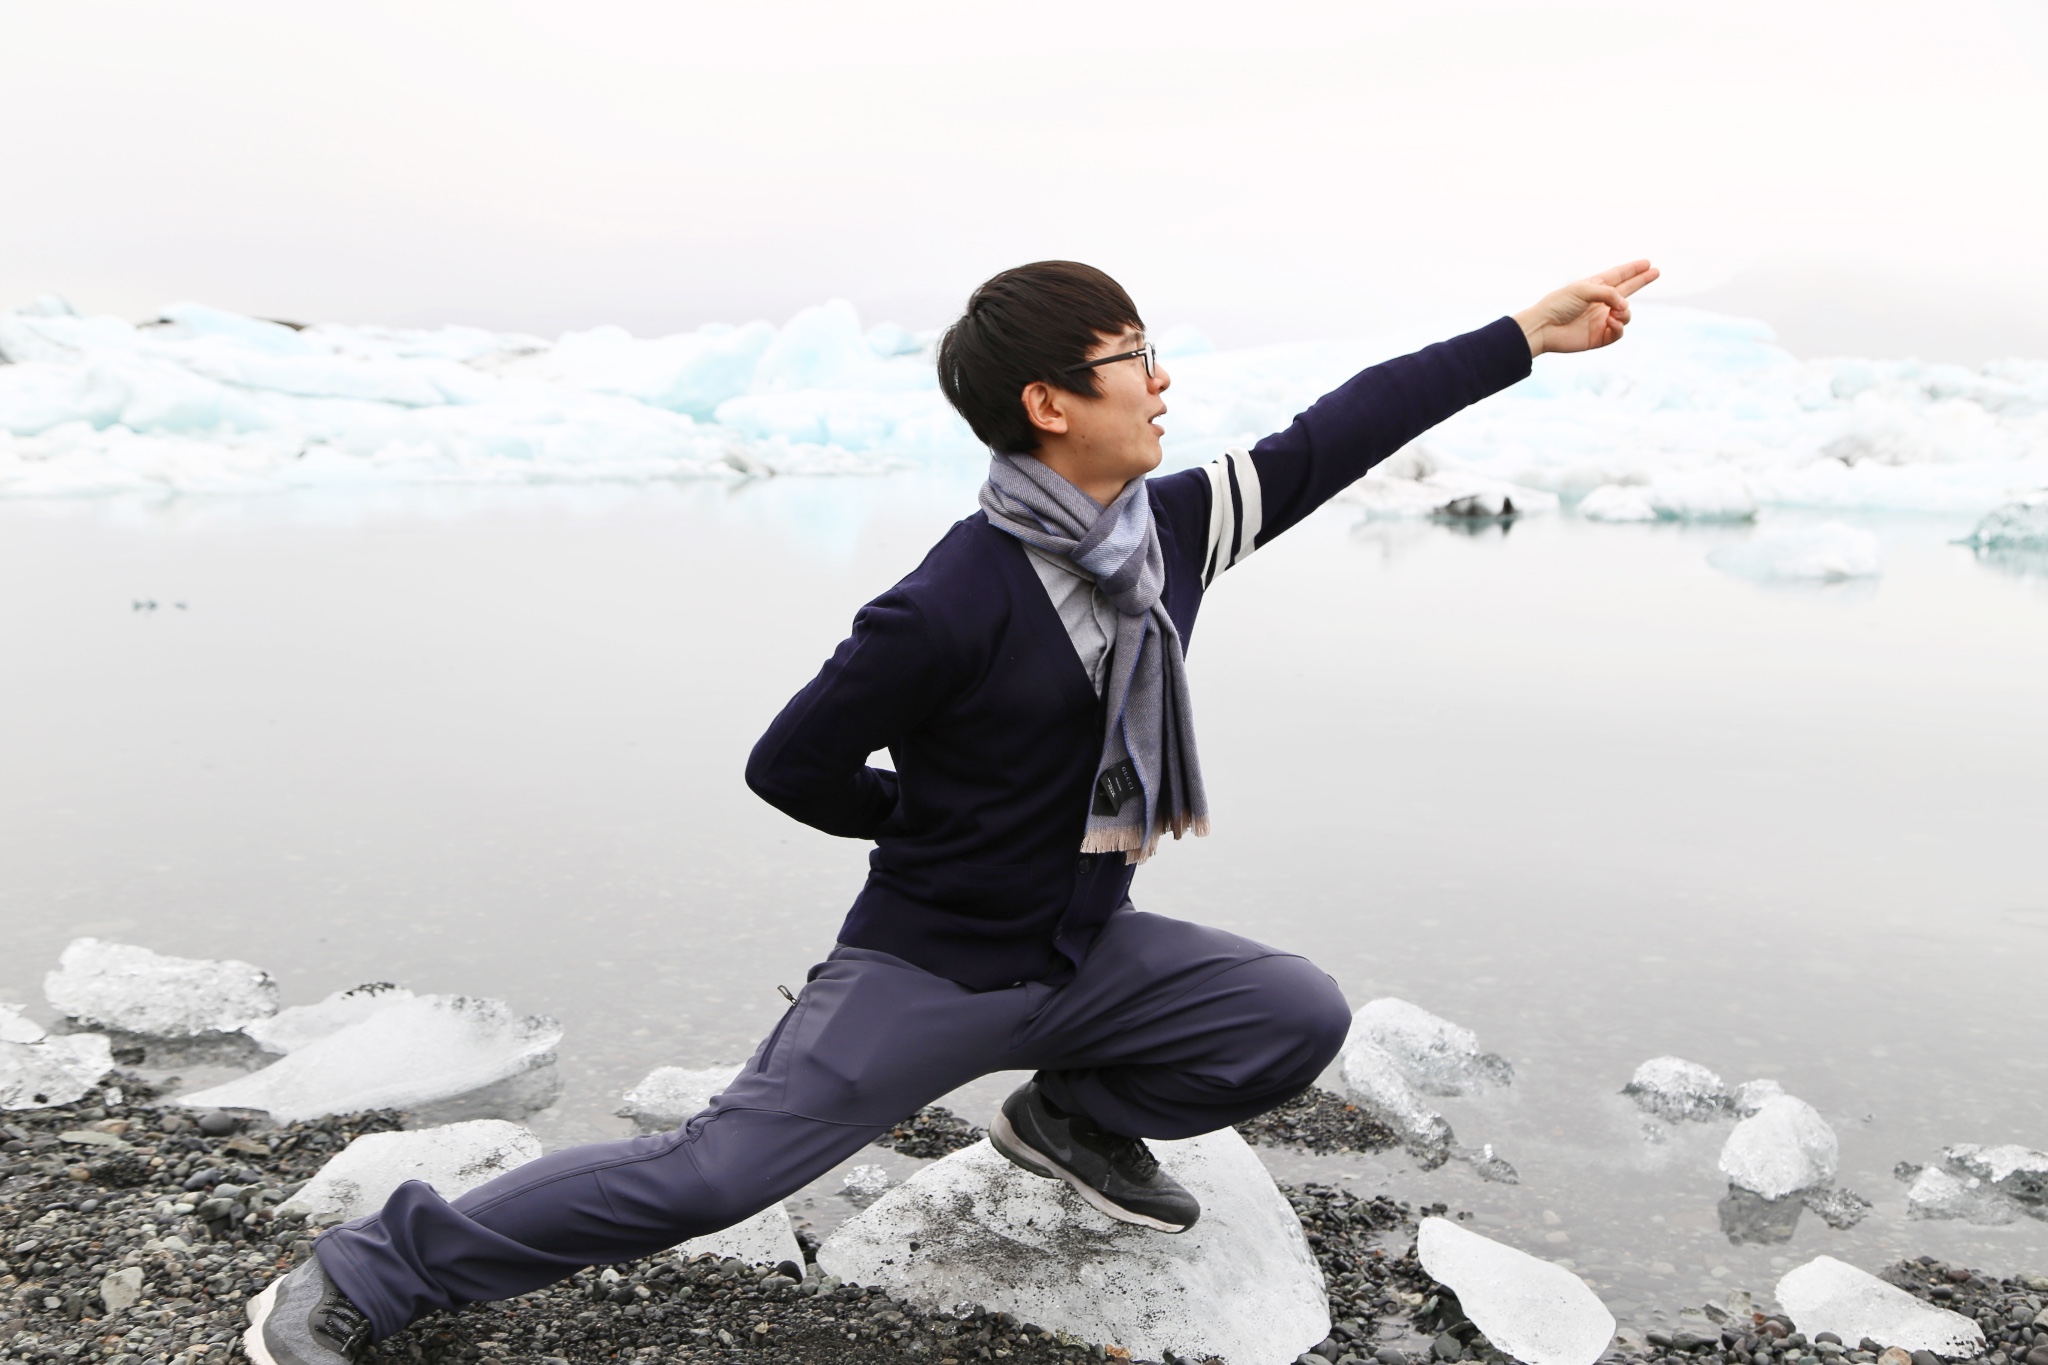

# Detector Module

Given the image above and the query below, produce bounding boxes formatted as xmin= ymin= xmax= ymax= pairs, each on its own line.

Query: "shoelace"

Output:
xmin=320 ymin=1300 xmax=373 ymax=1359
xmin=1082 ymin=1126 xmax=1161 ymax=1180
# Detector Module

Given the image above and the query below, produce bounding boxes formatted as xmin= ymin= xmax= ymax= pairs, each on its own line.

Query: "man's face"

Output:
xmin=1059 ymin=327 xmax=1172 ymax=485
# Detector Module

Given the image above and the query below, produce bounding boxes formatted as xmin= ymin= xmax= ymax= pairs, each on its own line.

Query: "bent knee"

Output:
xmin=1237 ymin=953 xmax=1352 ymax=1076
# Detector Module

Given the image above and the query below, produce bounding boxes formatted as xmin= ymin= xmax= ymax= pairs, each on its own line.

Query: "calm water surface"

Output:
xmin=3 ymin=475 xmax=2044 ymax=1322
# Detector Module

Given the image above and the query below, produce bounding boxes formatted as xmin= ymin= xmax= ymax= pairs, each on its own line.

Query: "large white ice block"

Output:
xmin=817 ymin=1130 xmax=1327 ymax=1365
xmin=1775 ymin=1256 xmax=1985 ymax=1355
xmin=173 ymin=993 xmax=561 ymax=1122
xmin=1 ymin=1032 xmax=113 ymax=1110
xmin=1339 ymin=1040 xmax=1454 ymax=1160
xmin=1719 ymin=1094 xmax=1838 ymax=1199
xmin=1577 ymin=484 xmax=1659 ymax=522
xmin=0 ymin=1003 xmax=44 ymax=1043
xmin=1348 ymin=998 xmax=1511 ymax=1096
xmin=1417 ymin=1217 xmax=1616 ymax=1365
xmin=243 ymin=983 xmax=415 ymax=1054
xmin=277 ymin=1120 xmax=543 ymax=1222
xmin=44 ymin=938 xmax=277 ymax=1037
xmin=1623 ymin=1057 xmax=1730 ymax=1122
xmin=614 ymin=1062 xmax=800 ymax=1267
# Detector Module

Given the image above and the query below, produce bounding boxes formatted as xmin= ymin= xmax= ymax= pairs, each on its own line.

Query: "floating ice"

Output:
xmin=614 ymin=1063 xmax=801 ymax=1267
xmin=10 ymin=298 xmax=2046 ymax=513
xmin=1 ymin=1032 xmax=113 ymax=1110
xmin=1962 ymin=490 xmax=2048 ymax=545
xmin=1623 ymin=1057 xmax=1730 ymax=1122
xmin=1341 ymin=462 xmax=1557 ymax=522
xmin=1903 ymin=1166 xmax=2017 ymax=1225
xmin=276 ymin=1119 xmax=542 ymax=1223
xmin=1415 ymin=1217 xmax=1616 ymax=1365
xmin=242 ymin=983 xmax=414 ymax=1054
xmin=1349 ymin=998 xmax=1512 ymax=1096
xmin=44 ymin=938 xmax=277 ymax=1038
xmin=817 ymin=1130 xmax=1326 ymax=1365
xmin=1577 ymin=484 xmax=1659 ymax=522
xmin=173 ymin=993 xmax=561 ymax=1123
xmin=617 ymin=1063 xmax=747 ymax=1132
xmin=1774 ymin=1256 xmax=1986 ymax=1356
xmin=1338 ymin=1044 xmax=1454 ymax=1164
xmin=1719 ymin=1093 xmax=1838 ymax=1199
xmin=1709 ymin=522 xmax=1883 ymax=582
xmin=1943 ymin=1142 xmax=2048 ymax=1206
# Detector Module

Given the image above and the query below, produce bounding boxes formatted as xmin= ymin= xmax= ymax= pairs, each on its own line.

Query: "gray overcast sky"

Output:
xmin=4 ymin=0 xmax=2046 ymax=361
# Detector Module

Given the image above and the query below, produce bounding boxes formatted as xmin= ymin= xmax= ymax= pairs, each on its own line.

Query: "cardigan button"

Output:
xmin=1075 ymin=857 xmax=1092 ymax=876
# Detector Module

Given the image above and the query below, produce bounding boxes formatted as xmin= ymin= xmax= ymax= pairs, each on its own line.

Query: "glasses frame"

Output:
xmin=1063 ymin=342 xmax=1158 ymax=380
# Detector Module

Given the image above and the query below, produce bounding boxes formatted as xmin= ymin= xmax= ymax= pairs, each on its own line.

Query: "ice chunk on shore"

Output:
xmin=1732 ymin=1078 xmax=1784 ymax=1115
xmin=1623 ymin=1057 xmax=1730 ymax=1122
xmin=1960 ymin=492 xmax=2048 ymax=549
xmin=1 ymin=1032 xmax=113 ymax=1109
xmin=818 ymin=1130 xmax=1327 ymax=1365
xmin=618 ymin=1064 xmax=742 ymax=1133
xmin=614 ymin=1063 xmax=799 ymax=1267
xmin=0 ymin=1003 xmax=44 ymax=1043
xmin=1350 ymin=998 xmax=1512 ymax=1096
xmin=243 ymin=983 xmax=414 ymax=1054
xmin=1710 ymin=522 xmax=1882 ymax=582
xmin=1719 ymin=1094 xmax=1837 ymax=1199
xmin=1775 ymin=1255 xmax=1986 ymax=1356
xmin=44 ymin=938 xmax=277 ymax=1038
xmin=277 ymin=1119 xmax=542 ymax=1223
xmin=1417 ymin=1217 xmax=1616 ymax=1365
xmin=1577 ymin=484 xmax=1659 ymax=522
xmin=173 ymin=994 xmax=561 ymax=1122
xmin=1339 ymin=1042 xmax=1454 ymax=1163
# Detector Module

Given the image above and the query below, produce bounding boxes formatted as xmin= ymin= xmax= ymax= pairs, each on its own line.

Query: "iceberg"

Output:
xmin=44 ymin=938 xmax=277 ymax=1038
xmin=1960 ymin=491 xmax=2048 ymax=548
xmin=1903 ymin=1166 xmax=2017 ymax=1225
xmin=1942 ymin=1142 xmax=2048 ymax=1207
xmin=172 ymin=993 xmax=561 ymax=1123
xmin=615 ymin=1063 xmax=801 ymax=1267
xmin=242 ymin=983 xmax=414 ymax=1054
xmin=7 ymin=297 xmax=2046 ymax=515
xmin=1732 ymin=1078 xmax=1785 ymax=1115
xmin=1622 ymin=1057 xmax=1730 ymax=1122
xmin=1718 ymin=1093 xmax=1838 ymax=1199
xmin=816 ymin=1130 xmax=1327 ymax=1365
xmin=0 ymin=1031 xmax=113 ymax=1110
xmin=1708 ymin=522 xmax=1883 ymax=582
xmin=1774 ymin=1256 xmax=1985 ymax=1356
xmin=276 ymin=1119 xmax=543 ymax=1223
xmin=1415 ymin=1217 xmax=1616 ymax=1365
xmin=839 ymin=1163 xmax=892 ymax=1205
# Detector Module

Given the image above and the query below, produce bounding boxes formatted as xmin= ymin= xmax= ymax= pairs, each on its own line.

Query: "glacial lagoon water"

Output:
xmin=3 ymin=472 xmax=2045 ymax=1326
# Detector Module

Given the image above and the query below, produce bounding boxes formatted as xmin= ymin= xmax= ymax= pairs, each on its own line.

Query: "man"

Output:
xmin=246 ymin=257 xmax=1657 ymax=1365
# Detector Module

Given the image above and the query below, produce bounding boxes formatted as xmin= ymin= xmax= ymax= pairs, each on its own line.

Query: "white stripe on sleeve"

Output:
xmin=1199 ymin=447 xmax=1263 ymax=587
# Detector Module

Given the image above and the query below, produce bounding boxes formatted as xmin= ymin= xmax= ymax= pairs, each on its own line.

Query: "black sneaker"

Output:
xmin=988 ymin=1080 xmax=1201 ymax=1233
xmin=244 ymin=1255 xmax=374 ymax=1365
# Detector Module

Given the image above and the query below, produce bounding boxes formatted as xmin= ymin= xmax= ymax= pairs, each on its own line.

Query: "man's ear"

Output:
xmin=1020 ymin=381 xmax=1069 ymax=437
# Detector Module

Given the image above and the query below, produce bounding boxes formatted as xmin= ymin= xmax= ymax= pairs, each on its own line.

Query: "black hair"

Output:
xmin=936 ymin=261 xmax=1144 ymax=454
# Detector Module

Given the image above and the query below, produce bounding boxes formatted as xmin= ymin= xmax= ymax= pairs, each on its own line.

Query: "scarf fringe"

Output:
xmin=1080 ymin=814 xmax=1213 ymax=865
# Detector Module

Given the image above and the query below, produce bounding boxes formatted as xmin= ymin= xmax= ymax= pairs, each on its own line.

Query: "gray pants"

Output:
xmin=316 ymin=909 xmax=1352 ymax=1339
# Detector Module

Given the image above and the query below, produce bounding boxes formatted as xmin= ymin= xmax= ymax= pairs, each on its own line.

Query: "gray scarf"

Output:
xmin=979 ymin=453 xmax=1209 ymax=863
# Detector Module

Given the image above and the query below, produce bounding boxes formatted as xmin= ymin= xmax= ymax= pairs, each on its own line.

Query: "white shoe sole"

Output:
xmin=988 ymin=1109 xmax=1190 ymax=1234
xmin=243 ymin=1278 xmax=283 ymax=1365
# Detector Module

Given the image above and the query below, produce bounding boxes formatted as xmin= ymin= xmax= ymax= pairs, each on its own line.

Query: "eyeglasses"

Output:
xmin=1064 ymin=342 xmax=1159 ymax=380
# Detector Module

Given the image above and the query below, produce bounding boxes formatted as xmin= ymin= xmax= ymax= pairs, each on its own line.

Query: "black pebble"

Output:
xmin=196 ymin=1111 xmax=238 ymax=1136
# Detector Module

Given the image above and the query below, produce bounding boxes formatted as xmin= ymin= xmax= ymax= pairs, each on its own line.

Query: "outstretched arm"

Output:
xmin=1162 ymin=260 xmax=1659 ymax=577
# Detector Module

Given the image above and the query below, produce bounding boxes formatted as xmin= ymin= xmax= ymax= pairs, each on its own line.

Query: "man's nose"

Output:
xmin=1152 ymin=363 xmax=1171 ymax=394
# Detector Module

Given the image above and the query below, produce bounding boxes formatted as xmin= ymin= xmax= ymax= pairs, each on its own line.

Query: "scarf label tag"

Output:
xmin=1092 ymin=759 xmax=1140 ymax=816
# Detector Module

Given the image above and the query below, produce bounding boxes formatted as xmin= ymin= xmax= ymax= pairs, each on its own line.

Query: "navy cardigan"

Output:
xmin=747 ymin=316 xmax=1533 ymax=989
